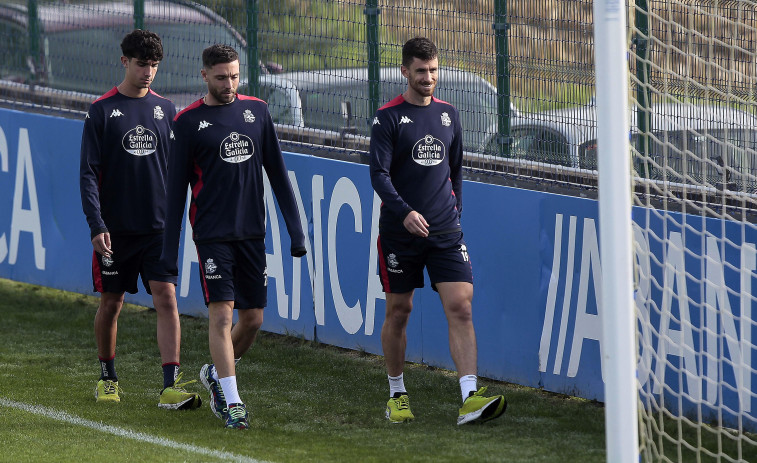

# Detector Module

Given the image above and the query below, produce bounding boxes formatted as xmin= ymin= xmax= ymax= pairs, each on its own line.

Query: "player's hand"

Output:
xmin=92 ymin=232 xmax=113 ymax=258
xmin=291 ymin=246 xmax=307 ymax=258
xmin=403 ymin=210 xmax=429 ymax=237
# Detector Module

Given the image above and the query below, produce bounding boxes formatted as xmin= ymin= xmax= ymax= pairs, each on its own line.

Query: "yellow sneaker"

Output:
xmin=159 ymin=372 xmax=202 ymax=410
xmin=386 ymin=394 xmax=414 ymax=423
xmin=457 ymin=386 xmax=507 ymax=425
xmin=95 ymin=379 xmax=121 ymax=403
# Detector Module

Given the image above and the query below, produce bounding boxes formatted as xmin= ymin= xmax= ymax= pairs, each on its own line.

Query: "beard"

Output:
xmin=209 ymin=85 xmax=236 ymax=104
xmin=410 ymin=79 xmax=436 ymax=98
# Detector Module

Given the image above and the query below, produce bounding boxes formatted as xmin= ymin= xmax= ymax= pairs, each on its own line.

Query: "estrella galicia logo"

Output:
xmin=219 ymin=132 xmax=253 ymax=163
xmin=122 ymin=125 xmax=158 ymax=156
xmin=205 ymin=258 xmax=217 ymax=274
xmin=412 ymin=134 xmax=445 ymax=166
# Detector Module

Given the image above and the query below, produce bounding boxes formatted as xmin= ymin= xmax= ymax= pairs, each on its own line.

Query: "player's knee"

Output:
xmin=446 ymin=301 xmax=473 ymax=323
xmin=237 ymin=310 xmax=263 ymax=332
xmin=386 ymin=303 xmax=412 ymax=326
xmin=99 ymin=293 xmax=124 ymax=314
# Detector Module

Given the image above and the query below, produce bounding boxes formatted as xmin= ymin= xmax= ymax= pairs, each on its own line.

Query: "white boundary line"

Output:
xmin=0 ymin=398 xmax=268 ymax=463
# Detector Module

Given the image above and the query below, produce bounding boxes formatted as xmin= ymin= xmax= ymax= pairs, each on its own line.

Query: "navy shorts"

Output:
xmin=91 ymin=233 xmax=177 ymax=295
xmin=195 ymin=239 xmax=267 ymax=309
xmin=377 ymin=231 xmax=473 ymax=293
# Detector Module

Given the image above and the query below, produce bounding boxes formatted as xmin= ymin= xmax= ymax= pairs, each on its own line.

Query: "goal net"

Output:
xmin=626 ymin=0 xmax=757 ymax=460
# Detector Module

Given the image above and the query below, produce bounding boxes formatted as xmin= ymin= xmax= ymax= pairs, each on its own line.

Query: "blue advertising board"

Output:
xmin=0 ymin=107 xmax=754 ymax=429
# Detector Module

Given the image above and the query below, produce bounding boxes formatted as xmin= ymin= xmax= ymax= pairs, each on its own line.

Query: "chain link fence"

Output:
xmin=1 ymin=1 xmax=754 ymax=197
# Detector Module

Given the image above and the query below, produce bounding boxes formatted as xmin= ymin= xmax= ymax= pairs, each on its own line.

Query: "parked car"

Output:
xmin=0 ymin=0 xmax=251 ymax=110
xmin=496 ymin=103 xmax=757 ymax=191
xmin=250 ymin=67 xmax=502 ymax=154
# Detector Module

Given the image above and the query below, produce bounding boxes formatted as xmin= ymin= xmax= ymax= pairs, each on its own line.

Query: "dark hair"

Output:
xmin=121 ymin=29 xmax=163 ymax=61
xmin=402 ymin=37 xmax=438 ymax=68
xmin=202 ymin=44 xmax=239 ymax=68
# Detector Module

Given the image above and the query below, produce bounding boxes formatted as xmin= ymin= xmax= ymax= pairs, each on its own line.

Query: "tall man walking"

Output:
xmin=162 ymin=44 xmax=307 ymax=429
xmin=370 ymin=37 xmax=507 ymax=425
xmin=80 ymin=29 xmax=201 ymax=409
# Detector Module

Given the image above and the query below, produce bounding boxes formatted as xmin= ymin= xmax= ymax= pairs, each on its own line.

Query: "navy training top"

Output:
xmin=161 ymin=95 xmax=306 ymax=275
xmin=369 ymin=95 xmax=464 ymax=236
xmin=80 ymin=87 xmax=177 ymax=238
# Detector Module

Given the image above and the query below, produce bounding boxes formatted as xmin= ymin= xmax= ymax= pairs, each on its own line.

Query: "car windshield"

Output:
xmin=579 ymin=128 xmax=757 ymax=189
xmin=42 ymin=23 xmax=246 ymax=96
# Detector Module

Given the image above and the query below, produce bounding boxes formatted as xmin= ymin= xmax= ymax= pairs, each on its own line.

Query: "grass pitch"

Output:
xmin=0 ymin=278 xmax=609 ymax=462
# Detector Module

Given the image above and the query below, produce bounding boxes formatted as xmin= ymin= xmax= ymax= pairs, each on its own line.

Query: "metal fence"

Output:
xmin=1 ymin=0 xmax=754 ymax=199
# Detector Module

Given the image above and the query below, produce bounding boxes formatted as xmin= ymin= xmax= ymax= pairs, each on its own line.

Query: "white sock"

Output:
xmin=388 ymin=373 xmax=406 ymax=397
xmin=219 ymin=376 xmax=243 ymax=405
xmin=460 ymin=375 xmax=478 ymax=402
xmin=211 ymin=362 xmax=239 ymax=380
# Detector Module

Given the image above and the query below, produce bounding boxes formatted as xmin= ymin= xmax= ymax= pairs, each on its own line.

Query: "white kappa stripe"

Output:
xmin=0 ymin=398 xmax=268 ymax=463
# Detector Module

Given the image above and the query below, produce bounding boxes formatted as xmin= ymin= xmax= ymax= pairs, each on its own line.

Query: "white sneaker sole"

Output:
xmin=200 ymin=364 xmax=225 ymax=419
xmin=457 ymin=396 xmax=504 ymax=425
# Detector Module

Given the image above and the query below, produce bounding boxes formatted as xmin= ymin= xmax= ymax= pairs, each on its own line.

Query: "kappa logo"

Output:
xmin=154 ymin=105 xmax=165 ymax=120
xmin=198 ymin=120 xmax=212 ymax=131
xmin=441 ymin=112 xmax=451 ymax=127
xmin=263 ymin=267 xmax=268 ymax=287
xmin=170 ymin=130 xmax=175 ymax=140
xmin=110 ymin=109 xmax=124 ymax=118
xmin=373 ymin=117 xmax=380 ymax=125
xmin=459 ymin=244 xmax=469 ymax=262
xmin=399 ymin=116 xmax=413 ymax=124
xmin=243 ymin=109 xmax=256 ymax=123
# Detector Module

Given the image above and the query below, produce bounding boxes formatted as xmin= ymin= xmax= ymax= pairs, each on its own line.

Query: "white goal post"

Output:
xmin=593 ymin=0 xmax=639 ymax=462
xmin=595 ymin=1 xmax=757 ymax=462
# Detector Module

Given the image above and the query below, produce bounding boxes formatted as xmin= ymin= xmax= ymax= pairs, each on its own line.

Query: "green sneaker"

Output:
xmin=95 ymin=379 xmax=121 ymax=403
xmin=457 ymin=387 xmax=507 ymax=425
xmin=225 ymin=403 xmax=249 ymax=429
xmin=159 ymin=372 xmax=202 ymax=410
xmin=386 ymin=393 xmax=414 ymax=423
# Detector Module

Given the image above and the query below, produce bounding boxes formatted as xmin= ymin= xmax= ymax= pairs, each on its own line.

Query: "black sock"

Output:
xmin=99 ymin=356 xmax=117 ymax=381
xmin=162 ymin=363 xmax=179 ymax=390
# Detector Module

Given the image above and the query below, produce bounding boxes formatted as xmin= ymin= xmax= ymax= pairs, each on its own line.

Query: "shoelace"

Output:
xmin=215 ymin=382 xmax=226 ymax=402
xmin=102 ymin=380 xmax=122 ymax=395
xmin=395 ymin=395 xmax=410 ymax=410
xmin=170 ymin=372 xmax=197 ymax=392
xmin=472 ymin=386 xmax=487 ymax=398
xmin=228 ymin=405 xmax=246 ymax=420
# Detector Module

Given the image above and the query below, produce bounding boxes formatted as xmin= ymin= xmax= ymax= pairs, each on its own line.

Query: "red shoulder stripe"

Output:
xmin=92 ymin=87 xmax=119 ymax=104
xmin=379 ymin=95 xmax=405 ymax=110
xmin=174 ymin=98 xmax=204 ymax=121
